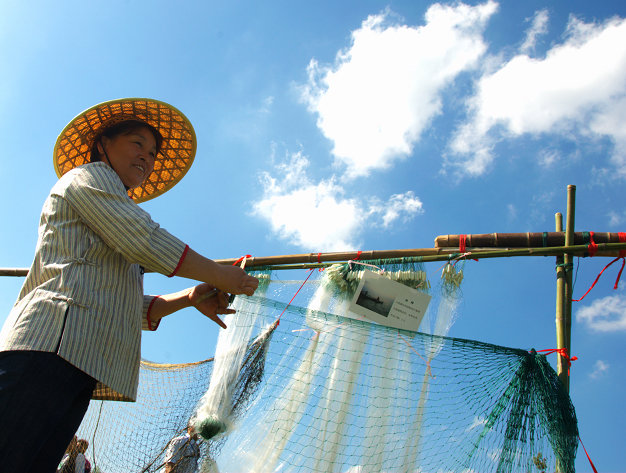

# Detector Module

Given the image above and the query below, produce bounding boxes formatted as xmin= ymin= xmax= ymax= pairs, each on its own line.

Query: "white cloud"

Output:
xmin=300 ymin=1 xmax=498 ymax=178
xmin=252 ymin=152 xmax=423 ymax=250
xmin=520 ymin=9 xmax=549 ymax=54
xmin=590 ymin=360 xmax=609 ymax=379
xmin=608 ymin=210 xmax=626 ymax=227
xmin=450 ymin=14 xmax=626 ymax=176
xmin=260 ymin=96 xmax=274 ymax=114
xmin=588 ymin=95 xmax=626 ymax=176
xmin=537 ymin=148 xmax=560 ymax=168
xmin=368 ymin=191 xmax=424 ymax=228
xmin=506 ymin=203 xmax=517 ymax=221
xmin=576 ymin=293 xmax=626 ymax=332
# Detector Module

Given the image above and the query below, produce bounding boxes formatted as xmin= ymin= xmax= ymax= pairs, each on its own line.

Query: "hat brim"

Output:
xmin=53 ymin=98 xmax=197 ymax=203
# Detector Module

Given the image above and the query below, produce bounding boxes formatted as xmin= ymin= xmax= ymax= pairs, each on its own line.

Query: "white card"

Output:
xmin=347 ymin=269 xmax=431 ymax=332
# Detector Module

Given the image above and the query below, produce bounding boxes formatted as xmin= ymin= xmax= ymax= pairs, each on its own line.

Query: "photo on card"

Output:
xmin=348 ymin=270 xmax=431 ymax=332
xmin=355 ymin=281 xmax=395 ymax=317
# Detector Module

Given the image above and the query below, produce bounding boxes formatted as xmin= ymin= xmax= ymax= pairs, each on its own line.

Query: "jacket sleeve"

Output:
xmin=60 ymin=164 xmax=188 ymax=277
xmin=143 ymin=295 xmax=161 ymax=331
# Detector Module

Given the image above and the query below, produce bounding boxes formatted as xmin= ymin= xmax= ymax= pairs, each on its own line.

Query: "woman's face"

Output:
xmin=99 ymin=127 xmax=157 ymax=189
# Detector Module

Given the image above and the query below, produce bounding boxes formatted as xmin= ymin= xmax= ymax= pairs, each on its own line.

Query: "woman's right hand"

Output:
xmin=216 ymin=265 xmax=259 ymax=296
xmin=174 ymin=248 xmax=260 ymax=296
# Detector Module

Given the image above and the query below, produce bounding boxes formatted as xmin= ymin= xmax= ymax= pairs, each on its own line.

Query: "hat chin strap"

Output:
xmin=99 ymin=139 xmax=114 ymax=168
xmin=101 ymin=142 xmax=131 ymax=192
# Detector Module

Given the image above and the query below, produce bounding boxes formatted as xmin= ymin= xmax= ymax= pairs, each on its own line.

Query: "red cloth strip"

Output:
xmin=573 ymin=256 xmax=625 ymax=301
xmin=535 ymin=348 xmax=578 ymax=376
xmin=317 ymin=253 xmax=326 ymax=272
xmin=578 ymin=435 xmax=598 ymax=473
xmin=459 ymin=234 xmax=467 ymax=253
xmin=587 ymin=231 xmax=598 ymax=257
xmin=233 ymin=254 xmax=252 ymax=267
xmin=456 ymin=234 xmax=479 ymax=261
xmin=619 ymin=232 xmax=626 ymax=258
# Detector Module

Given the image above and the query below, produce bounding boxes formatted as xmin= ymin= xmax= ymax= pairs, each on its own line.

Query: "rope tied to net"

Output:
xmin=533 ymin=348 xmax=578 ymax=376
xmin=348 ymin=260 xmax=385 ymax=274
xmin=275 ymin=268 xmax=315 ymax=325
xmin=398 ymin=333 xmax=435 ymax=378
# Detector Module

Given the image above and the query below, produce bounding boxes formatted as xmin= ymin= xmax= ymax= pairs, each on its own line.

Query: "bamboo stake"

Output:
xmin=554 ymin=212 xmax=568 ymax=391
xmin=560 ymin=185 xmax=576 ymax=392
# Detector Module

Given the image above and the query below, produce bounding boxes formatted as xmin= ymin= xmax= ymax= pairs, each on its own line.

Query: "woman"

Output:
xmin=0 ymin=98 xmax=259 ymax=472
xmin=74 ymin=439 xmax=91 ymax=473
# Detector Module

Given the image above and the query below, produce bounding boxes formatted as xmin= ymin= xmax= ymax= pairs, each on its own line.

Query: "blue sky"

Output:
xmin=0 ymin=0 xmax=624 ymax=471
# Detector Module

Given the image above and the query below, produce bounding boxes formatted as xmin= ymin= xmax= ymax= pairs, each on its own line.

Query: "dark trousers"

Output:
xmin=0 ymin=351 xmax=96 ymax=473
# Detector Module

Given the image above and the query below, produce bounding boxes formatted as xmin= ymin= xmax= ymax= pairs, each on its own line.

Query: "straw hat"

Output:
xmin=53 ymin=98 xmax=197 ymax=203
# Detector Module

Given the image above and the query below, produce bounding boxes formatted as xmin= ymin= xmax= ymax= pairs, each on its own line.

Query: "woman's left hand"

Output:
xmin=188 ymin=283 xmax=234 ymax=329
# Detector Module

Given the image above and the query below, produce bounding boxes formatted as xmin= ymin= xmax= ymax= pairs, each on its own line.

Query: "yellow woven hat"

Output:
xmin=53 ymin=98 xmax=197 ymax=203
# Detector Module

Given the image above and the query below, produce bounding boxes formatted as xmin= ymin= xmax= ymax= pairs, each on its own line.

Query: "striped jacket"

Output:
xmin=0 ymin=162 xmax=188 ymax=401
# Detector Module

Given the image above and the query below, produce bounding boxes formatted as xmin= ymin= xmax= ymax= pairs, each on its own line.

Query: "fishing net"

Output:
xmin=75 ymin=259 xmax=578 ymax=473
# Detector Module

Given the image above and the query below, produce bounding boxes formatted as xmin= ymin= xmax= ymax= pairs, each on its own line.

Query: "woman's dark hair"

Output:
xmin=90 ymin=119 xmax=163 ymax=162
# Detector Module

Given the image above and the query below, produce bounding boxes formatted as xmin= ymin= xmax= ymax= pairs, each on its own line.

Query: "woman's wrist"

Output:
xmin=150 ymin=288 xmax=194 ymax=321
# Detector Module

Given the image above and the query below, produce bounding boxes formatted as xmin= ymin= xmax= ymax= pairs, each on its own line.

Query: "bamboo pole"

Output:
xmin=554 ymin=213 xmax=568 ymax=390
xmin=2 ymin=241 xmax=626 ymax=276
xmin=554 ymin=212 xmax=565 ymax=473
xmin=212 ymin=242 xmax=626 ymax=266
xmin=559 ymin=185 xmax=576 ymax=392
xmin=435 ymin=231 xmax=623 ymax=249
xmin=0 ymin=268 xmax=30 ymax=277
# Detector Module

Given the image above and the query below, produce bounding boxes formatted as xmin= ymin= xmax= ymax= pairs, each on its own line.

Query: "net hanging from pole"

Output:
xmin=74 ymin=259 xmax=578 ymax=473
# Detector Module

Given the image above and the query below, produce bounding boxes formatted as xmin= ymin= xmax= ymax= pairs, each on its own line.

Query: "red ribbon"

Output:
xmin=459 ymin=234 xmax=467 ymax=253
xmin=587 ymin=231 xmax=598 ymax=257
xmin=276 ymin=268 xmax=315 ymax=323
xmin=457 ymin=234 xmax=479 ymax=262
xmin=578 ymin=435 xmax=599 ymax=473
xmin=316 ymin=252 xmax=326 ymax=272
xmin=573 ymin=256 xmax=625 ymax=302
xmin=233 ymin=254 xmax=252 ymax=267
xmin=535 ymin=348 xmax=578 ymax=376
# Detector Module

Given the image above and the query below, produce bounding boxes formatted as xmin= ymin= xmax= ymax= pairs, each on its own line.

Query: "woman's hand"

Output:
xmin=175 ymin=248 xmax=260 ymax=297
xmin=214 ymin=265 xmax=259 ymax=296
xmin=188 ymin=283 xmax=234 ymax=329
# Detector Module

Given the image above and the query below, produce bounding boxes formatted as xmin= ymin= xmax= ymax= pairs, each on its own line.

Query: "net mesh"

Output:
xmin=75 ymin=261 xmax=578 ymax=473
